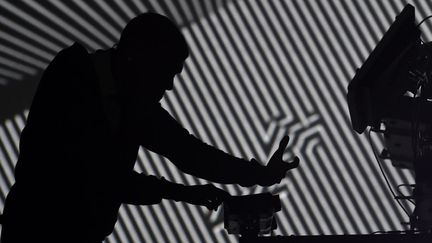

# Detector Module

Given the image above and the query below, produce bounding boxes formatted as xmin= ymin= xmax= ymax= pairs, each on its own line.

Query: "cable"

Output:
xmin=396 ymin=184 xmax=416 ymax=205
xmin=417 ymin=15 xmax=432 ymax=44
xmin=417 ymin=15 xmax=432 ymax=28
xmin=367 ymin=128 xmax=411 ymax=218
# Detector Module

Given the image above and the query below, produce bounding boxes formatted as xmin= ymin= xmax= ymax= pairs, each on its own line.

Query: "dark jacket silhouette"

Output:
xmin=1 ymin=13 xmax=298 ymax=243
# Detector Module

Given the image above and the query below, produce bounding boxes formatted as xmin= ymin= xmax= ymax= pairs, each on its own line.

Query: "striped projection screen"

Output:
xmin=1 ymin=1 xmax=432 ymax=242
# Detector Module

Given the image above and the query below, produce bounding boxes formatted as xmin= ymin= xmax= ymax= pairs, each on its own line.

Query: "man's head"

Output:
xmin=114 ymin=13 xmax=189 ymax=103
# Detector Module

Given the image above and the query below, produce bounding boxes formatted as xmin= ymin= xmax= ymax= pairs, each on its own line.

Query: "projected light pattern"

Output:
xmin=1 ymin=0 xmax=432 ymax=242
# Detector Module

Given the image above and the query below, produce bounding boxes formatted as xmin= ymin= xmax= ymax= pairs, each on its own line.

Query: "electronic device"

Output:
xmin=224 ymin=193 xmax=281 ymax=237
xmin=347 ymin=4 xmax=432 ymax=231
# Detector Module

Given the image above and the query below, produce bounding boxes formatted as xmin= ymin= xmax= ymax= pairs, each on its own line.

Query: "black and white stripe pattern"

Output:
xmin=1 ymin=1 xmax=432 ymax=242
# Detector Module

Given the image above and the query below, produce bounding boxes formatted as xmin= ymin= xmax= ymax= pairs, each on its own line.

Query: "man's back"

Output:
xmin=2 ymin=43 xmax=137 ymax=242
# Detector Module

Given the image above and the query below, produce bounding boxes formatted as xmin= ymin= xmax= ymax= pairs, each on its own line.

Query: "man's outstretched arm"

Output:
xmin=137 ymin=104 xmax=299 ymax=187
xmin=118 ymin=171 xmax=229 ymax=209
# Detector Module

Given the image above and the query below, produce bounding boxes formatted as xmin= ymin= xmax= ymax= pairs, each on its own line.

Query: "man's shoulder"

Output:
xmin=46 ymin=42 xmax=93 ymax=74
xmin=57 ymin=42 xmax=89 ymax=60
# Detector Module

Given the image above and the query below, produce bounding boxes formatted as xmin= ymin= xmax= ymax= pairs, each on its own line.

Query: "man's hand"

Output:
xmin=256 ymin=135 xmax=300 ymax=186
xmin=180 ymin=184 xmax=230 ymax=211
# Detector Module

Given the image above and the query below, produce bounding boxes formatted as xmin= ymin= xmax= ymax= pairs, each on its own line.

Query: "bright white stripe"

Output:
xmin=356 ymin=0 xmax=385 ymax=41
xmin=179 ymin=71 xmax=225 ymax=150
xmin=286 ymin=1 xmax=398 ymax=231
xmin=302 ymin=138 xmax=333 ymax=233
xmin=146 ymin=151 xmax=167 ymax=178
xmin=172 ymin=202 xmax=202 ymax=243
xmin=401 ymin=169 xmax=415 ymax=185
xmin=271 ymin=0 xmax=322 ymax=112
xmin=281 ymin=20 xmax=372 ymax=226
xmin=173 ymin=79 xmax=245 ymax=185
xmin=393 ymin=1 xmax=410 ymax=15
xmin=114 ymin=216 xmax=132 ymax=243
xmin=177 ymin=0 xmax=194 ymax=23
xmin=294 ymin=1 xmax=351 ymax=117
xmin=0 ymin=55 xmax=37 ymax=75
xmin=226 ymin=2 xmax=281 ymax=117
xmin=154 ymin=151 xmax=186 ymax=185
xmin=415 ymin=0 xmax=432 ymax=41
xmin=246 ymin=1 xmax=310 ymax=126
xmin=0 ymin=1 xmax=71 ymax=45
xmin=94 ymin=0 xmax=127 ymax=29
xmin=271 ymin=2 xmax=372 ymax=232
xmin=0 ymin=66 xmax=23 ymax=80
xmin=118 ymin=206 xmax=142 ymax=243
xmin=319 ymin=1 xmax=363 ymax=71
xmin=180 ymin=14 xmax=238 ymax=136
xmin=186 ymin=204 xmax=216 ymax=243
xmin=0 ymin=147 xmax=13 ymax=193
xmin=202 ymin=8 xmax=271 ymax=160
xmin=113 ymin=0 xmax=136 ymax=19
xmin=307 ymin=0 xmax=356 ymax=89
xmin=49 ymin=0 xmax=113 ymax=48
xmin=307 ymin=138 xmax=345 ymax=234
xmin=278 ymin=192 xmax=301 ymax=235
xmin=189 ymin=0 xmax=206 ymax=21
xmin=286 ymin=0 xmax=404 ymax=228
xmin=192 ymin=16 xmax=265 ymax=159
xmin=0 ymin=15 xmax=62 ymax=52
xmin=330 ymin=0 xmax=370 ymax=60
xmin=127 ymin=205 xmax=153 ymax=243
xmin=162 ymin=86 xmax=200 ymax=139
xmin=147 ymin=0 xmax=168 ymax=17
xmin=164 ymin=88 xmax=221 ymax=174
xmin=163 ymin=0 xmax=183 ymax=25
xmin=341 ymin=0 xmax=376 ymax=52
xmin=0 ymin=43 xmax=47 ymax=69
xmin=316 ymin=144 xmax=356 ymax=233
xmin=214 ymin=2 xmax=278 ymax=120
xmin=367 ymin=0 xmax=392 ymax=32
xmin=293 ymin=124 xmax=321 ymax=156
xmin=4 ymin=120 xmax=19 ymax=155
xmin=319 ymin=132 xmax=368 ymax=233
xmin=137 ymin=147 xmax=156 ymax=175
xmin=0 ymin=125 xmax=17 ymax=184
xmin=138 ymin=206 xmax=166 ymax=242
xmin=0 ymin=30 xmax=53 ymax=61
xmin=260 ymin=0 xmax=315 ymax=114
xmin=161 ymin=201 xmax=190 ymax=243
xmin=182 ymin=29 xmax=251 ymax=158
xmin=151 ymin=204 xmax=177 ymax=243
xmin=171 ymin=74 xmax=217 ymax=149
xmin=24 ymin=1 xmax=100 ymax=50
xmin=73 ymin=0 xmax=121 ymax=40
xmin=206 ymin=10 xmax=276 ymax=124
xmin=131 ymin=0 xmax=146 ymax=12
xmin=289 ymin=167 xmax=320 ymax=234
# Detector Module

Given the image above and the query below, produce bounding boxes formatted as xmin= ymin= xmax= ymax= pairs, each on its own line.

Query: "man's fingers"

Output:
xmin=206 ymin=197 xmax=222 ymax=211
xmin=274 ymin=156 xmax=300 ymax=175
xmin=207 ymin=185 xmax=230 ymax=211
xmin=288 ymin=156 xmax=300 ymax=169
xmin=279 ymin=135 xmax=290 ymax=149
xmin=270 ymin=136 xmax=290 ymax=163
xmin=277 ymin=136 xmax=290 ymax=157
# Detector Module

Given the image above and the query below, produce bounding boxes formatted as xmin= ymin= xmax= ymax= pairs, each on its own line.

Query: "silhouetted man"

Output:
xmin=1 ymin=13 xmax=299 ymax=242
